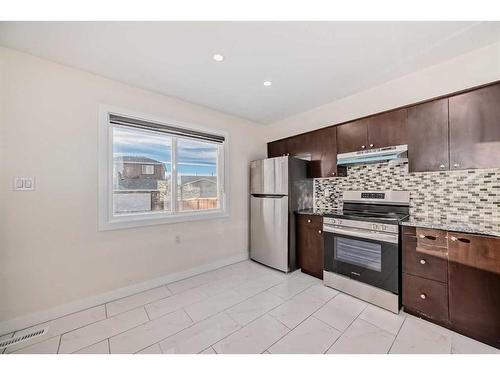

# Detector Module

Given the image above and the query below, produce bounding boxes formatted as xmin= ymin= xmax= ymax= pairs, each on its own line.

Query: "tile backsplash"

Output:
xmin=314 ymin=159 xmax=500 ymax=223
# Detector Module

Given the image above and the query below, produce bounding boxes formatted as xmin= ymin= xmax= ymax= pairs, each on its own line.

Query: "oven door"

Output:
xmin=323 ymin=225 xmax=399 ymax=294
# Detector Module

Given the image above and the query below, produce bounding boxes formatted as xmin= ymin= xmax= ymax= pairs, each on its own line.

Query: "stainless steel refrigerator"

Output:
xmin=249 ymin=156 xmax=313 ymax=272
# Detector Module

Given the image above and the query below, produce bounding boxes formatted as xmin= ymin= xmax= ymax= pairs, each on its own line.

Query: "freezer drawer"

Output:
xmin=250 ymin=156 xmax=288 ymax=195
xmin=250 ymin=195 xmax=289 ymax=272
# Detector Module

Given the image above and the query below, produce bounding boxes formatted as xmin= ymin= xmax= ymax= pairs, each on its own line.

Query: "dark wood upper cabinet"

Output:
xmin=407 ymin=99 xmax=450 ymax=172
xmin=449 ymin=83 xmax=500 ymax=170
xmin=267 ymin=138 xmax=288 ymax=158
xmin=267 ymin=127 xmax=339 ymax=178
xmin=270 ymin=81 xmax=500 ymax=173
xmin=336 ymin=119 xmax=368 ymax=154
xmin=366 ymin=108 xmax=407 ymax=149
xmin=308 ymin=127 xmax=338 ymax=178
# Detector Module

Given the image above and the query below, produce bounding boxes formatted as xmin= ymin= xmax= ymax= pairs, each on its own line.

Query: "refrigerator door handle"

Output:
xmin=251 ymin=194 xmax=287 ymax=198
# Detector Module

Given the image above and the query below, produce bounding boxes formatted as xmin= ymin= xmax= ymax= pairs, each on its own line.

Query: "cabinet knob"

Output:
xmin=307 ymin=219 xmax=311 ymax=223
xmin=419 ymin=259 xmax=426 ymax=265
xmin=418 ymin=234 xmax=425 ymax=239
xmin=331 ymin=172 xmax=336 ymax=176
xmin=453 ymin=163 xmax=460 ymax=168
xmin=361 ymin=145 xmax=366 ymax=149
xmin=318 ymin=230 xmax=322 ymax=234
xmin=420 ymin=293 xmax=427 ymax=300
xmin=450 ymin=236 xmax=457 ymax=241
xmin=439 ymin=164 xmax=445 ymax=169
xmin=369 ymin=144 xmax=374 ymax=148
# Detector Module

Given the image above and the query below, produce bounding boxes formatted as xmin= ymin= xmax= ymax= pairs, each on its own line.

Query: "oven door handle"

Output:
xmin=323 ymin=225 xmax=398 ymax=244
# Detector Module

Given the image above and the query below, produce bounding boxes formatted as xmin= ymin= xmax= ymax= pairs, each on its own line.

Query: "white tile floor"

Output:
xmin=1 ymin=260 xmax=498 ymax=354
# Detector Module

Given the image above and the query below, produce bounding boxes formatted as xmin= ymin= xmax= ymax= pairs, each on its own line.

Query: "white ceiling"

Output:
xmin=1 ymin=22 xmax=500 ymax=124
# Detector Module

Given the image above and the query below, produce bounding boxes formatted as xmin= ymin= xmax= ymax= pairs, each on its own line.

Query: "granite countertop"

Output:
xmin=401 ymin=217 xmax=500 ymax=238
xmin=296 ymin=209 xmax=500 ymax=237
xmin=295 ymin=208 xmax=342 ymax=216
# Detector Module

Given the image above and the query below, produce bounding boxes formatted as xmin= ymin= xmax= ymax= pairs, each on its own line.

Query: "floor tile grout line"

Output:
xmin=145 ymin=271 xmax=291 ymax=325
xmin=5 ymin=303 xmax=109 ymax=342
xmin=6 ymin=304 xmax=132 ymax=354
xmin=70 ymin=276 xmax=281 ymax=354
xmin=357 ymin=315 xmax=404 ymax=337
xmin=321 ymin=302 xmax=369 ymax=354
xmin=262 ymin=290 xmax=338 ymax=353
xmin=143 ymin=306 xmax=152 ymax=321
xmin=9 ymin=263 xmax=441 ymax=355
xmin=77 ymin=268 xmax=279 ymax=350
xmin=4 ymin=259 xmax=253 ymax=340
xmin=154 ymin=279 xmax=324 ymax=354
xmin=387 ymin=313 xmax=409 ymax=354
xmin=57 ymin=335 xmax=62 ymax=354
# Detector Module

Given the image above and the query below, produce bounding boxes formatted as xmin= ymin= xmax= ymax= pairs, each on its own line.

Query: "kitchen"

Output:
xmin=252 ymin=81 xmax=500 ymax=349
xmin=1 ymin=15 xmax=500 ymax=368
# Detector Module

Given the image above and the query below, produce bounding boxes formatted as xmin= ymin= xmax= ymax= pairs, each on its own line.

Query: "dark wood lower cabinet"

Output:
xmin=403 ymin=273 xmax=449 ymax=324
xmin=448 ymin=232 xmax=500 ymax=348
xmin=403 ymin=227 xmax=500 ymax=349
xmin=296 ymin=214 xmax=324 ymax=279
xmin=448 ymin=261 xmax=500 ymax=348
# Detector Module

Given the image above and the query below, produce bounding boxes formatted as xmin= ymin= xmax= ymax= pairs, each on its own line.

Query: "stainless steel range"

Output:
xmin=323 ymin=191 xmax=410 ymax=313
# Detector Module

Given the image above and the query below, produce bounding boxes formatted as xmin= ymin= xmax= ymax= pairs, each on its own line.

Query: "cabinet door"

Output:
xmin=448 ymin=233 xmax=500 ymax=348
xmin=336 ymin=119 xmax=368 ymax=154
xmin=267 ymin=128 xmax=339 ymax=178
xmin=296 ymin=215 xmax=324 ymax=279
xmin=449 ymin=83 xmax=500 ymax=170
xmin=308 ymin=126 xmax=338 ymax=178
xmin=407 ymin=99 xmax=449 ymax=172
xmin=367 ymin=108 xmax=407 ymax=149
xmin=267 ymin=139 xmax=289 ymax=158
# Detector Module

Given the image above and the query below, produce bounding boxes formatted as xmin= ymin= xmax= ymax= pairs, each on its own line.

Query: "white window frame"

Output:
xmin=98 ymin=105 xmax=229 ymax=231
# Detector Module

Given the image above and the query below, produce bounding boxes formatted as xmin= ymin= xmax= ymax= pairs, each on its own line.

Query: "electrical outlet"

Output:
xmin=175 ymin=235 xmax=181 ymax=244
xmin=13 ymin=177 xmax=35 ymax=191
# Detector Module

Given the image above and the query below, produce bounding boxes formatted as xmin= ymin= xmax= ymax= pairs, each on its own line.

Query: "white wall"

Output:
xmin=0 ymin=47 xmax=266 ymax=327
xmin=266 ymin=41 xmax=500 ymax=141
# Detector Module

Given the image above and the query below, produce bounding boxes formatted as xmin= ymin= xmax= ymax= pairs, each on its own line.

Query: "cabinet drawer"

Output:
xmin=416 ymin=228 xmax=448 ymax=249
xmin=297 ymin=214 xmax=322 ymax=228
xmin=403 ymin=237 xmax=448 ymax=283
xmin=403 ymin=273 xmax=449 ymax=323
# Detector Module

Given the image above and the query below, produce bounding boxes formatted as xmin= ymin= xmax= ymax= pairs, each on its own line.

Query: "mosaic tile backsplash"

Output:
xmin=314 ymin=159 xmax=500 ymax=224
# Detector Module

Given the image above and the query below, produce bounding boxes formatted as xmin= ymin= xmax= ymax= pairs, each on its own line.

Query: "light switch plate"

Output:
xmin=13 ymin=177 xmax=35 ymax=191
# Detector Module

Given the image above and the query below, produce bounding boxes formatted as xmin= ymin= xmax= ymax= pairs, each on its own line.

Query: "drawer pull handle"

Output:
xmin=451 ymin=237 xmax=471 ymax=244
xmin=419 ymin=234 xmax=437 ymax=241
xmin=419 ymin=259 xmax=426 ymax=265
xmin=307 ymin=219 xmax=311 ymax=223
xmin=420 ymin=294 xmax=427 ymax=300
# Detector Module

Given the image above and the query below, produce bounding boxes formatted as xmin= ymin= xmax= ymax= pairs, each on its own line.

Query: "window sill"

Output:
xmin=98 ymin=209 xmax=229 ymax=231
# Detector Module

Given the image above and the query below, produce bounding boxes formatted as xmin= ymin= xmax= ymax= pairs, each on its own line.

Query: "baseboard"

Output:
xmin=0 ymin=252 xmax=249 ymax=335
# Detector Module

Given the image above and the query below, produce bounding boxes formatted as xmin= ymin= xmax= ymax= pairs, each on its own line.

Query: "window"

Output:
xmin=141 ymin=164 xmax=155 ymax=175
xmin=99 ymin=107 xmax=228 ymax=230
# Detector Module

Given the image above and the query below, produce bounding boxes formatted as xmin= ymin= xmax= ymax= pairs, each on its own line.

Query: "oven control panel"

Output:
xmin=324 ymin=217 xmax=342 ymax=226
xmin=323 ymin=217 xmax=398 ymax=234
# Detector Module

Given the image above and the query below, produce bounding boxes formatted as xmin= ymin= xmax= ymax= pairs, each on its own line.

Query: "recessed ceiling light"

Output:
xmin=213 ymin=53 xmax=224 ymax=62
xmin=263 ymin=81 xmax=272 ymax=87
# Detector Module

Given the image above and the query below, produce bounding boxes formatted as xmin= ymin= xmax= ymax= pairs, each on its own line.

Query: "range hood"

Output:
xmin=337 ymin=144 xmax=408 ymax=166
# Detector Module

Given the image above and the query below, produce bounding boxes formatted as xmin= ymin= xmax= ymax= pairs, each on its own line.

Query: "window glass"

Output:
xmin=112 ymin=126 xmax=172 ymax=215
xmin=176 ymin=138 xmax=219 ymax=211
